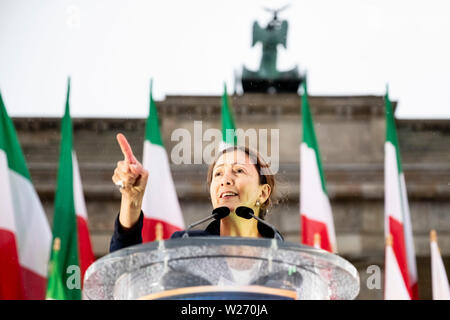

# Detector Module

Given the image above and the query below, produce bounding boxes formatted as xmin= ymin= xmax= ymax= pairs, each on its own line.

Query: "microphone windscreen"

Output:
xmin=212 ymin=206 xmax=231 ymax=220
xmin=235 ymin=206 xmax=253 ymax=219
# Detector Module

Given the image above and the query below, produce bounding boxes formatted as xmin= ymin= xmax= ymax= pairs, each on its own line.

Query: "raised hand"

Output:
xmin=112 ymin=133 xmax=149 ymax=229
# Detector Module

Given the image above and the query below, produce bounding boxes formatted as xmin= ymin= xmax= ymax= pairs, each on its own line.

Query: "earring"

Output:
xmin=255 ymin=200 xmax=261 ymax=207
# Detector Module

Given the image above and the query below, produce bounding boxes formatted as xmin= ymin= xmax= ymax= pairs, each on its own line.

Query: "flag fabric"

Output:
xmin=300 ymin=80 xmax=337 ymax=253
xmin=384 ymin=235 xmax=411 ymax=300
xmin=384 ymin=87 xmax=418 ymax=299
xmin=219 ymin=83 xmax=237 ymax=151
xmin=0 ymin=91 xmax=51 ymax=299
xmin=45 ymin=238 xmax=66 ymax=299
xmin=430 ymin=230 xmax=450 ymax=300
xmin=141 ymin=80 xmax=184 ymax=241
xmin=73 ymin=142 xmax=95 ymax=279
xmin=46 ymin=79 xmax=94 ymax=300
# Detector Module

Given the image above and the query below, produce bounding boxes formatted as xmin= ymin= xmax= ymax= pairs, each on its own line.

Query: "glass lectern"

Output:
xmin=83 ymin=237 xmax=359 ymax=300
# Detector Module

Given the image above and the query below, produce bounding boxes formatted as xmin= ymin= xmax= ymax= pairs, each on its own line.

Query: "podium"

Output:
xmin=83 ymin=237 xmax=360 ymax=300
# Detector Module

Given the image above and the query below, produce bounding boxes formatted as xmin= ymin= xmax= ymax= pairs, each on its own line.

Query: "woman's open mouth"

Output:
xmin=220 ymin=191 xmax=238 ymax=199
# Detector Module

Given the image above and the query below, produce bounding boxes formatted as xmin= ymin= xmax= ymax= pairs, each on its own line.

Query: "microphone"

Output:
xmin=235 ymin=206 xmax=283 ymax=241
xmin=182 ymin=206 xmax=230 ymax=238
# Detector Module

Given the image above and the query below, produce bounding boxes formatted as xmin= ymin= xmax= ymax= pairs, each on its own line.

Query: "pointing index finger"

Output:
xmin=116 ymin=133 xmax=136 ymax=164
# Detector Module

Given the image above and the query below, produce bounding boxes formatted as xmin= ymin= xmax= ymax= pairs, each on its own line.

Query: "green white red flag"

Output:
xmin=219 ymin=83 xmax=237 ymax=151
xmin=384 ymin=87 xmax=418 ymax=299
xmin=300 ymin=80 xmax=337 ymax=253
xmin=430 ymin=230 xmax=450 ymax=300
xmin=384 ymin=235 xmax=411 ymax=299
xmin=46 ymin=79 xmax=95 ymax=299
xmin=0 ymin=91 xmax=51 ymax=299
xmin=141 ymin=81 xmax=184 ymax=241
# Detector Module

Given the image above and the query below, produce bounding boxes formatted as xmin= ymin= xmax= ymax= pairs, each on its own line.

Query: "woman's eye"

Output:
xmin=236 ymin=168 xmax=244 ymax=173
xmin=214 ymin=171 xmax=222 ymax=177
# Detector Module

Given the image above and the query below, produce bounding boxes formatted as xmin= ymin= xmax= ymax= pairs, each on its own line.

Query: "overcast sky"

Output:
xmin=1 ymin=0 xmax=449 ymax=118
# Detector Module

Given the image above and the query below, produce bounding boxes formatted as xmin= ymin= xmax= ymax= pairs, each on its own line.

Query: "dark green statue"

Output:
xmin=240 ymin=6 xmax=303 ymax=93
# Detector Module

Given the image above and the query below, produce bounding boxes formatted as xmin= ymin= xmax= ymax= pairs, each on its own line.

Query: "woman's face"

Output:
xmin=210 ymin=150 xmax=270 ymax=213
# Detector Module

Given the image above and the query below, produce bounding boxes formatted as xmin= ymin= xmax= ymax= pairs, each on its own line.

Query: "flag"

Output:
xmin=430 ymin=230 xmax=450 ymax=300
xmin=46 ymin=78 xmax=94 ymax=300
xmin=219 ymin=83 xmax=237 ymax=151
xmin=300 ymin=79 xmax=337 ymax=253
xmin=141 ymin=80 xmax=184 ymax=241
xmin=385 ymin=234 xmax=410 ymax=300
xmin=45 ymin=238 xmax=66 ymax=299
xmin=0 ymin=90 xmax=51 ymax=299
xmin=73 ymin=144 xmax=95 ymax=279
xmin=384 ymin=86 xmax=418 ymax=299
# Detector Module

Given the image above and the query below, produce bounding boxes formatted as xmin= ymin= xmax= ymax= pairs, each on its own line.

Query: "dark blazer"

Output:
xmin=109 ymin=211 xmax=284 ymax=253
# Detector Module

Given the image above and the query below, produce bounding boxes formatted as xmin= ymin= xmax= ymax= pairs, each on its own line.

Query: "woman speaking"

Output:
xmin=109 ymin=133 xmax=282 ymax=253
